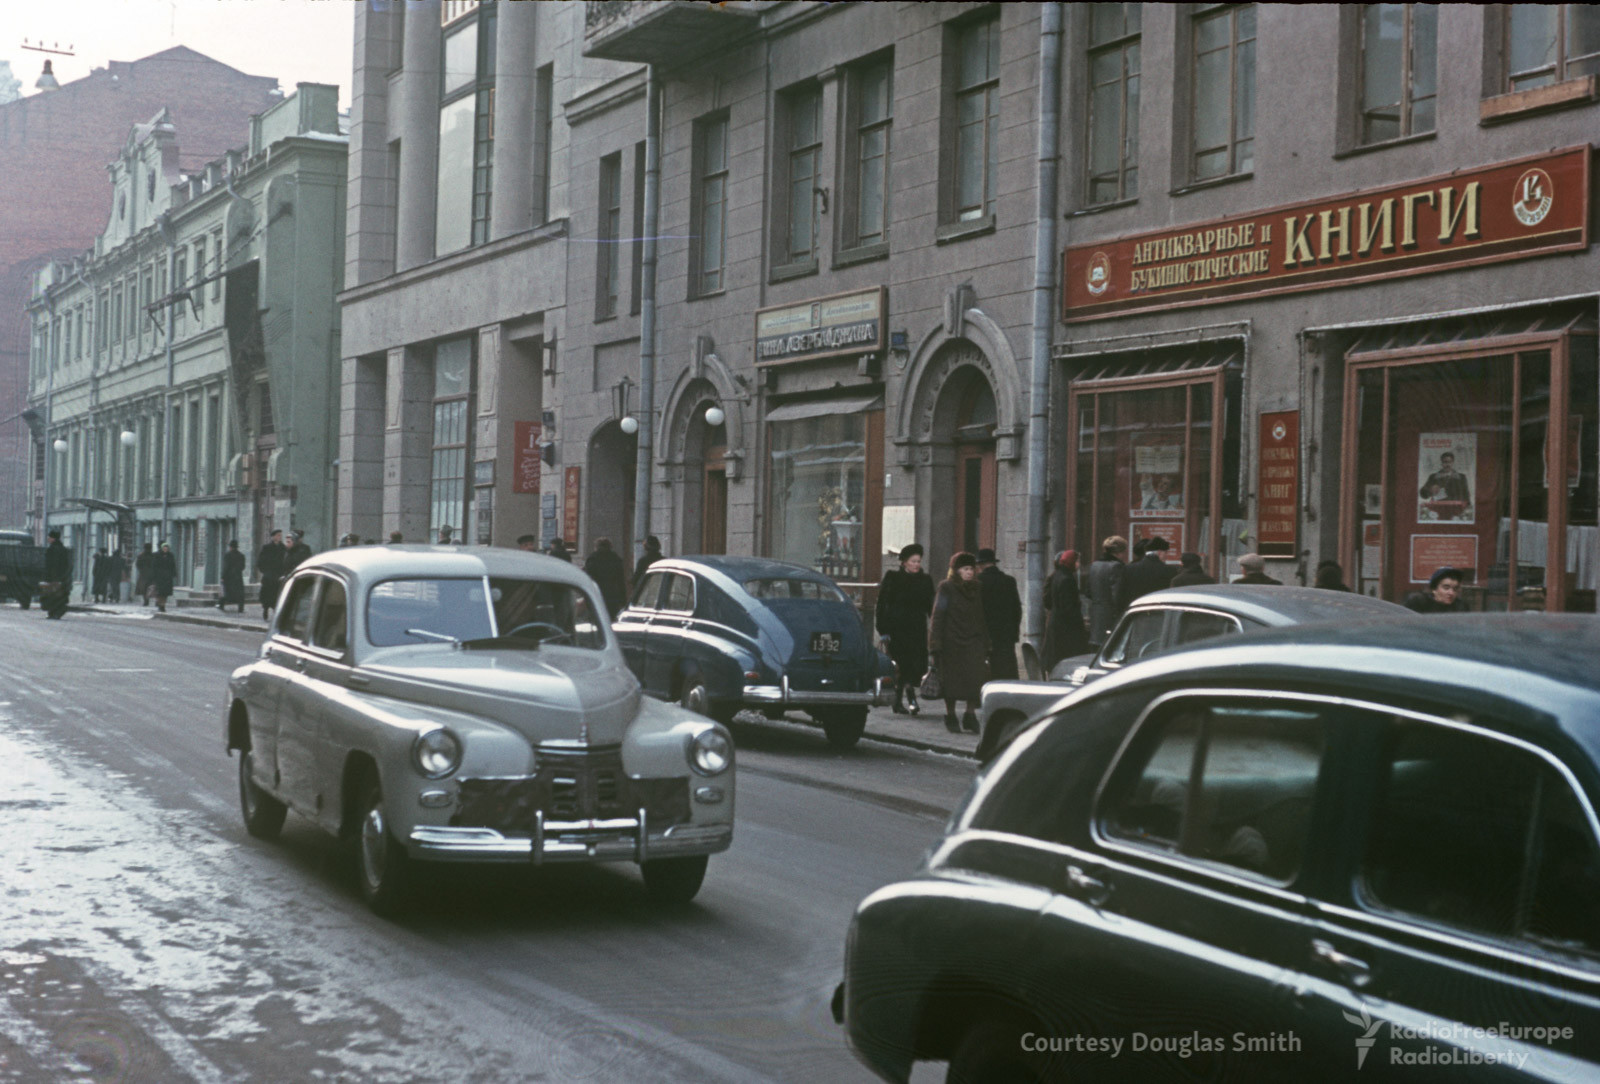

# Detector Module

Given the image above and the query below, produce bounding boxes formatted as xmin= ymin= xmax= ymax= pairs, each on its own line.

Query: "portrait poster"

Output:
xmin=1361 ymin=521 xmax=1382 ymax=581
xmin=1131 ymin=442 xmax=1184 ymax=518
xmin=1416 ymin=433 xmax=1476 ymax=524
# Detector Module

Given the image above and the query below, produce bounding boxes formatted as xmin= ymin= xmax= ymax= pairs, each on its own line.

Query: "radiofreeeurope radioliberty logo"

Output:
xmin=1342 ymin=1008 xmax=1571 ymax=1071
xmin=1344 ymin=1008 xmax=1385 ymax=1069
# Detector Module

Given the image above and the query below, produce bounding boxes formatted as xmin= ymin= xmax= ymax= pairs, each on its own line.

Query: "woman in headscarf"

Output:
xmin=928 ymin=551 xmax=990 ymax=734
xmin=1042 ymin=550 xmax=1090 ymax=671
xmin=874 ymin=543 xmax=935 ymax=714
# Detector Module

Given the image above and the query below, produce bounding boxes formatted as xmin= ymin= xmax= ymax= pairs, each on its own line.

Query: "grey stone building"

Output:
xmin=25 ymin=84 xmax=347 ymax=592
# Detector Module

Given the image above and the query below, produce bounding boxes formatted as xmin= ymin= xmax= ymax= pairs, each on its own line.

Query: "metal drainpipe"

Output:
xmin=632 ymin=66 xmax=660 ymax=565
xmin=159 ymin=214 xmax=176 ymax=544
xmin=1025 ymin=2 xmax=1064 ymax=654
xmin=40 ymin=292 xmax=57 ymax=544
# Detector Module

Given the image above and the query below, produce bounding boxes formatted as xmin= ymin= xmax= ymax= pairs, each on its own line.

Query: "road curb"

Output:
xmin=861 ymin=729 xmax=978 ymax=759
xmin=152 ymin=611 xmax=269 ymax=633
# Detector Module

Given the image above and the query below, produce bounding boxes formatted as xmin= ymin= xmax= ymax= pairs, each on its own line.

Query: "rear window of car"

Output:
xmin=367 ymin=578 xmax=495 ymax=646
xmin=743 ymin=577 xmax=846 ymax=602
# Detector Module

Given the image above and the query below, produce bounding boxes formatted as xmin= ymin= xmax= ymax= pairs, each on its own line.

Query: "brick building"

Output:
xmin=0 ymin=46 xmax=279 ymax=529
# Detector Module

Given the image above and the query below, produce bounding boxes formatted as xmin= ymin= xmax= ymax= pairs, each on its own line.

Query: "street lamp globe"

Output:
xmin=52 ymin=439 xmax=68 ymax=453
xmin=619 ymin=415 xmax=639 ymax=435
xmin=704 ymin=405 xmax=726 ymax=427
xmin=120 ymin=430 xmax=137 ymax=447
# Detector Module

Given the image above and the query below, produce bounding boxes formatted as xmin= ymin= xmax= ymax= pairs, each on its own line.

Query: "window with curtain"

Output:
xmin=1359 ymin=4 xmax=1436 ymax=144
xmin=1087 ymin=3 xmax=1141 ymax=205
xmin=1191 ymin=4 xmax=1256 ymax=181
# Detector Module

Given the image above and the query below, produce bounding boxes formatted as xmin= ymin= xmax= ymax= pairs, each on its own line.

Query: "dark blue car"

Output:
xmin=613 ymin=556 xmax=893 ymax=748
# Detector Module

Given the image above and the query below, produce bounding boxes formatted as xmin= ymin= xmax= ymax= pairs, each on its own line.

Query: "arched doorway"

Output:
xmin=587 ymin=420 xmax=636 ymax=573
xmin=951 ymin=376 xmax=998 ymax=555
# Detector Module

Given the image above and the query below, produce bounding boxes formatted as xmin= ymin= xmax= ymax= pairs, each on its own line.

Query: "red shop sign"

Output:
xmin=1257 ymin=411 xmax=1299 ymax=559
xmin=1064 ymin=146 xmax=1590 ymax=321
xmin=513 ymin=421 xmax=542 ymax=495
xmin=563 ymin=466 xmax=582 ymax=547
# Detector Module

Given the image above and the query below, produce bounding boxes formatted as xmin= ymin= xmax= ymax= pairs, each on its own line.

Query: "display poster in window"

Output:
xmin=1133 ymin=522 xmax=1184 ymax=562
xmin=1362 ymin=521 xmax=1382 ymax=583
xmin=1410 ymin=534 xmax=1478 ymax=584
xmin=1417 ymin=433 xmax=1475 ymax=523
xmin=1257 ymin=410 xmax=1299 ymax=558
xmin=1130 ymin=442 xmax=1183 ymax=518
xmin=563 ymin=466 xmax=581 ymax=548
xmin=881 ymin=504 xmax=916 ymax=562
xmin=512 ymin=420 xmax=542 ymax=494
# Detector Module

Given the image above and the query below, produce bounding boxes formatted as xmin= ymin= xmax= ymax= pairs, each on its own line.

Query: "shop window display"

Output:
xmin=769 ymin=412 xmax=869 ymax=582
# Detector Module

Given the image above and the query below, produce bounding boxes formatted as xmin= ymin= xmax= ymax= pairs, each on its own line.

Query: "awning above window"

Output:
xmin=1343 ymin=304 xmax=1597 ymax=362
xmin=765 ymin=394 xmax=884 ymax=423
xmin=1066 ymin=338 xmax=1244 ymax=385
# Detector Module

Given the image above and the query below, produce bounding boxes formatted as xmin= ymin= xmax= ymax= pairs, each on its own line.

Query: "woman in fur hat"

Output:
xmin=928 ymin=551 xmax=990 ymax=733
xmin=875 ymin=543 xmax=935 ymax=714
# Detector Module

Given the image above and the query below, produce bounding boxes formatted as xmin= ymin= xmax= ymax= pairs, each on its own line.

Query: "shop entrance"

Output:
xmin=586 ymin=421 xmax=637 ymax=572
xmin=681 ymin=410 xmax=726 ymax=557
xmin=1341 ymin=314 xmax=1598 ymax=612
xmin=952 ymin=378 xmax=998 ymax=556
xmin=702 ymin=441 xmax=727 ymax=556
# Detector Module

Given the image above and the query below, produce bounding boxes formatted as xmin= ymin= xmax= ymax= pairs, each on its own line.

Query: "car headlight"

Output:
xmin=690 ymin=728 xmax=732 ymax=776
xmin=412 ymin=727 xmax=463 ymax=779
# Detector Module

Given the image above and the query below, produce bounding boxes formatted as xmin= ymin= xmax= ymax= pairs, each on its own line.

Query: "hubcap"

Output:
xmin=361 ymin=801 xmax=387 ymax=888
xmin=240 ymin=751 xmax=258 ymax=816
xmin=683 ymin=683 xmax=708 ymax=714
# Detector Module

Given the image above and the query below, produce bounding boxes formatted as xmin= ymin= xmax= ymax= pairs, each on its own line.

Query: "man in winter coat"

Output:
xmin=1169 ymin=552 xmax=1215 ymax=587
xmin=150 ymin=542 xmax=178 ymax=613
xmin=1085 ymin=536 xmax=1129 ymax=647
xmin=875 ymin=543 xmax=935 ymax=714
xmin=90 ymin=549 xmax=108 ymax=603
xmin=220 ymin=540 xmax=247 ymax=613
xmin=284 ymin=530 xmax=313 ymax=574
xmin=1042 ymin=550 xmax=1090 ymax=671
xmin=134 ymin=543 xmax=155 ymax=606
xmin=633 ymin=536 xmax=663 ymax=588
xmin=1123 ymin=535 xmax=1177 ymax=602
xmin=257 ymin=530 xmax=286 ymax=619
xmin=975 ymin=548 xmax=1022 ymax=680
xmin=583 ymin=538 xmax=628 ymax=616
xmin=1233 ymin=552 xmax=1282 ymax=585
xmin=42 ymin=529 xmax=72 ymax=619
xmin=929 ymin=552 xmax=990 ymax=735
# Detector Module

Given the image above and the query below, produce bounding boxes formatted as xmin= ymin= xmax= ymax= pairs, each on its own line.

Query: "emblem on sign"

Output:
xmin=1513 ymin=168 xmax=1553 ymax=227
xmin=1272 ymin=422 xmax=1287 ymax=441
xmin=1086 ymin=251 xmax=1111 ymax=296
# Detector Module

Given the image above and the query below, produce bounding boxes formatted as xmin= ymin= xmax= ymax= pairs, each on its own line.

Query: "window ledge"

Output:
xmin=768 ymin=259 xmax=818 ymax=284
xmin=688 ymin=287 xmax=727 ymax=303
xmin=594 ymin=311 xmax=618 ymax=325
xmin=1332 ymin=129 xmax=1437 ymax=160
xmin=1170 ymin=171 xmax=1253 ymax=198
xmin=832 ymin=242 xmax=889 ymax=269
xmin=1480 ymin=76 xmax=1596 ymax=124
xmin=1068 ymin=196 xmax=1138 ymax=219
xmin=936 ymin=214 xmax=996 ymax=245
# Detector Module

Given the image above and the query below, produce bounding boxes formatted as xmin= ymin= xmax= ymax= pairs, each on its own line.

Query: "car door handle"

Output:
xmin=1065 ymin=864 xmax=1112 ymax=906
xmin=1312 ymin=939 xmax=1371 ymax=986
xmin=346 ymin=672 xmax=370 ymax=688
xmin=293 ymin=657 xmax=306 ymax=672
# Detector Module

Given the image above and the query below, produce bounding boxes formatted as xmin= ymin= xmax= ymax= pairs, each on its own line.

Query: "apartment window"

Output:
xmin=1359 ymin=5 xmax=1437 ymax=143
xmin=1087 ymin=4 xmax=1141 ymax=204
xmin=74 ymin=309 xmax=84 ymax=360
xmin=631 ymin=140 xmax=645 ymax=314
xmin=112 ymin=289 xmax=123 ymax=350
xmin=954 ymin=13 xmax=1001 ymax=222
xmin=781 ymin=84 xmax=822 ymax=266
xmin=1192 ymin=4 xmax=1256 ymax=181
xmin=206 ymin=392 xmax=221 ymax=493
xmin=186 ymin=400 xmax=201 ymax=496
xmin=843 ymin=56 xmax=893 ymax=250
xmin=1506 ymin=5 xmax=1600 ymax=91
xmin=430 ymin=339 xmax=472 ymax=538
xmin=532 ymin=64 xmax=554 ymax=226
xmin=212 ymin=229 xmax=224 ymax=300
xmin=692 ymin=112 xmax=730 ymax=297
xmin=173 ymin=249 xmax=187 ymax=331
xmin=193 ymin=238 xmax=207 ymax=318
xmin=596 ymin=152 xmax=622 ymax=319
xmin=436 ymin=2 xmax=496 ymax=255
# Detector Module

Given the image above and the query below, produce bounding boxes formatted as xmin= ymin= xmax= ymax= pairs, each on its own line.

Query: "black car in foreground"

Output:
xmin=837 ymin=616 xmax=1600 ymax=1082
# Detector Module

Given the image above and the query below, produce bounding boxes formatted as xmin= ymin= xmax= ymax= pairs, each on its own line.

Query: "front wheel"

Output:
xmin=640 ymin=854 xmax=708 ymax=904
xmin=355 ymin=776 xmax=413 ymax=916
xmin=238 ymin=748 xmax=287 ymax=840
xmin=817 ymin=707 xmax=868 ymax=750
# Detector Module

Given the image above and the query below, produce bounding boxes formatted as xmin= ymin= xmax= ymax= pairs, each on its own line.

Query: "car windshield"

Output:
xmin=743 ymin=577 xmax=846 ymax=602
xmin=483 ymin=577 xmax=606 ymax=649
xmin=367 ymin=578 xmax=495 ymax=646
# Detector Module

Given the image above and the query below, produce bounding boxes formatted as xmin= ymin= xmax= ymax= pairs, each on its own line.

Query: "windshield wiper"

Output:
xmin=403 ymin=628 xmax=460 ymax=645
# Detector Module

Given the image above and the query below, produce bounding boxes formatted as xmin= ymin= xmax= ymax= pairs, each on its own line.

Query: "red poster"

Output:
xmin=563 ymin=466 xmax=581 ymax=546
xmin=1410 ymin=534 xmax=1478 ymax=583
xmin=513 ymin=421 xmax=542 ymax=494
xmin=1257 ymin=411 xmax=1300 ymax=558
xmin=1133 ymin=522 xmax=1184 ymax=562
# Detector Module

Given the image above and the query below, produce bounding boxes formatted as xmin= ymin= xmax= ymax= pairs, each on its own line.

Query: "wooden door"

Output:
xmin=702 ymin=443 xmax=727 ymax=556
xmin=954 ymin=443 xmax=997 ymax=555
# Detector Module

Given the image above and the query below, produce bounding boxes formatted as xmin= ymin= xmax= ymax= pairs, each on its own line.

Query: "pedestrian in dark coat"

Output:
xmin=151 ymin=542 xmax=177 ymax=613
xmin=1232 ymin=552 xmax=1282 ymax=585
xmin=1085 ymin=536 xmax=1129 ymax=647
xmin=91 ymin=549 xmax=108 ymax=603
xmin=220 ymin=541 xmax=247 ymax=613
xmin=633 ymin=535 xmax=663 ymax=589
xmin=107 ymin=549 xmax=127 ymax=602
xmin=1404 ymin=566 xmax=1465 ymax=613
xmin=1169 ymin=552 xmax=1215 ymax=587
xmin=1042 ymin=550 xmax=1091 ymax=671
xmin=1314 ymin=559 xmax=1351 ymax=591
xmin=976 ymin=547 xmax=1022 ymax=681
xmin=875 ymin=543 xmax=936 ymax=715
xmin=42 ymin=530 xmax=72 ymax=619
xmin=257 ymin=529 xmax=286 ymax=619
xmin=1124 ymin=536 xmax=1177 ymax=603
xmin=929 ymin=552 xmax=990 ymax=735
xmin=134 ymin=543 xmax=154 ymax=605
xmin=547 ymin=537 xmax=573 ymax=562
xmin=284 ymin=530 xmax=313 ymax=573
xmin=584 ymin=538 xmax=628 ymax=616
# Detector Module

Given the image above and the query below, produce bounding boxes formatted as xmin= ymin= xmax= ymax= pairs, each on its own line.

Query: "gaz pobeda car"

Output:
xmin=225 ymin=546 xmax=734 ymax=915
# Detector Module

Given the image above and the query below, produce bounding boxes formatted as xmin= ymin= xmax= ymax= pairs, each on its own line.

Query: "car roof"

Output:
xmin=1128 ymin=584 xmax=1411 ymax=626
xmin=290 ymin=545 xmax=596 ymax=590
xmin=652 ymin=555 xmax=837 ymax=584
xmin=1085 ymin=614 xmax=1600 ymax=752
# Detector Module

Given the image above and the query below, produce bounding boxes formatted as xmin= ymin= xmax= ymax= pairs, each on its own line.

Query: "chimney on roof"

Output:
xmin=35 ymin=59 xmax=60 ymax=92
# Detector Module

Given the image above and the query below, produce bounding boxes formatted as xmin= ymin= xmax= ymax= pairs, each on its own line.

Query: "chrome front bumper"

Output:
xmin=409 ymin=813 xmax=733 ymax=864
xmin=742 ymin=674 xmax=891 ymax=708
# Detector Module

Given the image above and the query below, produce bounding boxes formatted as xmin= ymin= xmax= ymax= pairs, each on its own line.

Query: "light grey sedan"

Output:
xmin=225 ymin=545 xmax=734 ymax=914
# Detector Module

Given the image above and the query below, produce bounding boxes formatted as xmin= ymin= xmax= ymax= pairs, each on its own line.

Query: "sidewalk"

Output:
xmin=76 ymin=599 xmax=270 ymax=633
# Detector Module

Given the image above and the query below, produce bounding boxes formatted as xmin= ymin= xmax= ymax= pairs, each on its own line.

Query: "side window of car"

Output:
xmin=1102 ymin=697 xmax=1327 ymax=883
xmin=310 ymin=577 xmax=348 ymax=653
xmin=275 ymin=576 xmax=318 ymax=642
xmin=1101 ymin=609 xmax=1169 ymax=666
xmin=1174 ymin=610 xmax=1241 ymax=645
xmin=663 ymin=573 xmax=694 ymax=613
xmin=630 ymin=571 xmax=665 ymax=611
xmin=1361 ymin=718 xmax=1600 ymax=958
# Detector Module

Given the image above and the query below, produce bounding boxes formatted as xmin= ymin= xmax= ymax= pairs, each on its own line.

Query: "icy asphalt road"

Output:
xmin=0 ymin=606 xmax=975 ymax=1082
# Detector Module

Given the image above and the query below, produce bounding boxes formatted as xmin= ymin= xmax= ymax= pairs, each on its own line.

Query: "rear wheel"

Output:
xmin=817 ymin=707 xmax=868 ymax=750
xmin=355 ymin=776 xmax=413 ymax=916
xmin=238 ymin=748 xmax=287 ymax=840
xmin=640 ymin=855 xmax=708 ymax=904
